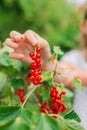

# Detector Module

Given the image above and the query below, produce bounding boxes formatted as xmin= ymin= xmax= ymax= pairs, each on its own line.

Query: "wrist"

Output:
xmin=41 ymin=57 xmax=58 ymax=72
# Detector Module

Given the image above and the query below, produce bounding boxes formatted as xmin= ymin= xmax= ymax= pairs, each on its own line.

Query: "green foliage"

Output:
xmin=0 ymin=72 xmax=7 ymax=92
xmin=0 ymin=0 xmax=82 ymax=51
xmin=0 ymin=106 xmax=84 ymax=130
xmin=53 ymin=46 xmax=64 ymax=56
xmin=0 ymin=106 xmax=20 ymax=126
xmin=42 ymin=71 xmax=53 ymax=82
xmin=73 ymin=77 xmax=83 ymax=91
xmin=64 ymin=110 xmax=81 ymax=122
xmin=0 ymin=52 xmax=11 ymax=66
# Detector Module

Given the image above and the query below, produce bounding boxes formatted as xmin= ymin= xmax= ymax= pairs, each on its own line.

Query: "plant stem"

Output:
xmin=22 ymin=85 xmax=38 ymax=108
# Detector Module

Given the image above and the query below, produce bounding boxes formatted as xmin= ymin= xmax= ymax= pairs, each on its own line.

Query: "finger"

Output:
xmin=6 ymin=38 xmax=19 ymax=49
xmin=10 ymin=52 xmax=24 ymax=60
xmin=24 ymin=30 xmax=38 ymax=46
xmin=10 ymin=31 xmax=23 ymax=42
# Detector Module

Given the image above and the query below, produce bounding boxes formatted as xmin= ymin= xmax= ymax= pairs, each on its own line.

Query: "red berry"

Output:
xmin=35 ymin=58 xmax=41 ymax=64
xmin=30 ymin=75 xmax=35 ymax=81
xmin=59 ymin=105 xmax=66 ymax=112
xmin=34 ymin=71 xmax=39 ymax=76
xmin=37 ymin=76 xmax=42 ymax=82
xmin=19 ymin=88 xmax=25 ymax=92
xmin=30 ymin=63 xmax=38 ymax=69
xmin=33 ymin=80 xmax=38 ymax=85
xmin=36 ymin=53 xmax=41 ymax=58
xmin=61 ymin=91 xmax=66 ymax=95
xmin=30 ymin=69 xmax=35 ymax=75
xmin=37 ymin=63 xmax=41 ymax=68
xmin=36 ymin=47 xmax=40 ymax=53
xmin=29 ymin=52 xmax=34 ymax=57
xmin=42 ymin=101 xmax=48 ymax=107
xmin=20 ymin=97 xmax=25 ymax=103
xmin=32 ymin=55 xmax=36 ymax=60
xmin=38 ymin=70 xmax=42 ymax=75
xmin=30 ymin=62 xmax=34 ymax=68
xmin=16 ymin=90 xmax=21 ymax=96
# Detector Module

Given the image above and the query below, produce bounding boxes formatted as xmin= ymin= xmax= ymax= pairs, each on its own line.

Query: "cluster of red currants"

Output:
xmin=40 ymin=101 xmax=50 ymax=114
xmin=17 ymin=47 xmax=42 ymax=103
xmin=25 ymin=47 xmax=42 ymax=86
xmin=40 ymin=86 xmax=66 ymax=116
xmin=16 ymin=87 xmax=25 ymax=103
xmin=50 ymin=86 xmax=66 ymax=114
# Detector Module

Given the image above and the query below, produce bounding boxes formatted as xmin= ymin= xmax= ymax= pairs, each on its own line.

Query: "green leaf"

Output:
xmin=0 ymin=52 xmax=11 ymax=66
xmin=65 ymin=119 xmax=84 ymax=130
xmin=57 ymin=83 xmax=65 ymax=93
xmin=0 ymin=106 xmax=21 ymax=127
xmin=25 ymin=103 xmax=39 ymax=113
xmin=73 ymin=77 xmax=83 ymax=91
xmin=42 ymin=90 xmax=50 ymax=101
xmin=53 ymin=46 xmax=64 ymax=56
xmin=0 ymin=117 xmax=29 ymax=130
xmin=42 ymin=71 xmax=53 ymax=82
xmin=64 ymin=110 xmax=81 ymax=122
xmin=36 ymin=114 xmax=62 ymax=130
xmin=21 ymin=109 xmax=33 ymax=126
xmin=0 ymin=72 xmax=7 ymax=92
xmin=10 ymin=78 xmax=25 ymax=90
xmin=10 ymin=59 xmax=22 ymax=71
xmin=64 ymin=88 xmax=74 ymax=99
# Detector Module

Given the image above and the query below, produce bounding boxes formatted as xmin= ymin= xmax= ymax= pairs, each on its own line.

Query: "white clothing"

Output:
xmin=61 ymin=50 xmax=87 ymax=130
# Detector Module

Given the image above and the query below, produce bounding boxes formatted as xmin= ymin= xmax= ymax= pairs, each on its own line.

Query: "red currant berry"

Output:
xmin=33 ymin=80 xmax=39 ymax=85
xmin=16 ymin=90 xmax=21 ymax=96
xmin=20 ymin=97 xmax=25 ymax=103
xmin=36 ymin=53 xmax=41 ymax=58
xmin=59 ymin=105 xmax=66 ymax=112
xmin=30 ymin=75 xmax=35 ymax=81
xmin=38 ymin=70 xmax=42 ymax=75
xmin=30 ymin=69 xmax=35 ymax=75
xmin=36 ymin=47 xmax=40 ymax=53
xmin=52 ymin=86 xmax=57 ymax=90
xmin=35 ymin=58 xmax=41 ymax=64
xmin=30 ymin=62 xmax=34 ymax=69
xmin=32 ymin=55 xmax=36 ymax=60
xmin=37 ymin=76 xmax=42 ymax=82
xmin=61 ymin=91 xmax=66 ymax=95
xmin=30 ymin=63 xmax=38 ymax=69
xmin=34 ymin=71 xmax=39 ymax=76
xmin=37 ymin=63 xmax=41 ymax=68
xmin=19 ymin=88 xmax=25 ymax=92
xmin=29 ymin=52 xmax=34 ymax=57
xmin=51 ymin=92 xmax=57 ymax=97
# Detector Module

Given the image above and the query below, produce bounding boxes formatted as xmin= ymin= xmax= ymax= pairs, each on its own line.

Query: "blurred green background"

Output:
xmin=0 ymin=0 xmax=84 ymax=52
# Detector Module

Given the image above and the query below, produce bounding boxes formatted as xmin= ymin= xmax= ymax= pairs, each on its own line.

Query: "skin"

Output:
xmin=5 ymin=30 xmax=87 ymax=87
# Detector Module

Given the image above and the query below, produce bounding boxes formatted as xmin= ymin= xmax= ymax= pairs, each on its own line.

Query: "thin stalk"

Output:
xmin=22 ymin=86 xmax=38 ymax=108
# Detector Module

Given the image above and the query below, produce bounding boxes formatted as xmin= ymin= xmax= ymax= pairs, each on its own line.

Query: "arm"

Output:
xmin=44 ymin=57 xmax=87 ymax=87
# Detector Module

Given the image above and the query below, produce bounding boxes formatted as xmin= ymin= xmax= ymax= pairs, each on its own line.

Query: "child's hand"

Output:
xmin=6 ymin=30 xmax=51 ymax=67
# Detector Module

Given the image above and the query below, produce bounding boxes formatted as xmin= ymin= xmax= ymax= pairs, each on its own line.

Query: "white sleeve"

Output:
xmin=60 ymin=50 xmax=80 ymax=65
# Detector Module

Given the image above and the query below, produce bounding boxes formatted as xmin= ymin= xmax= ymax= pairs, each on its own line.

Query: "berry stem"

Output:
xmin=21 ymin=85 xmax=38 ymax=108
